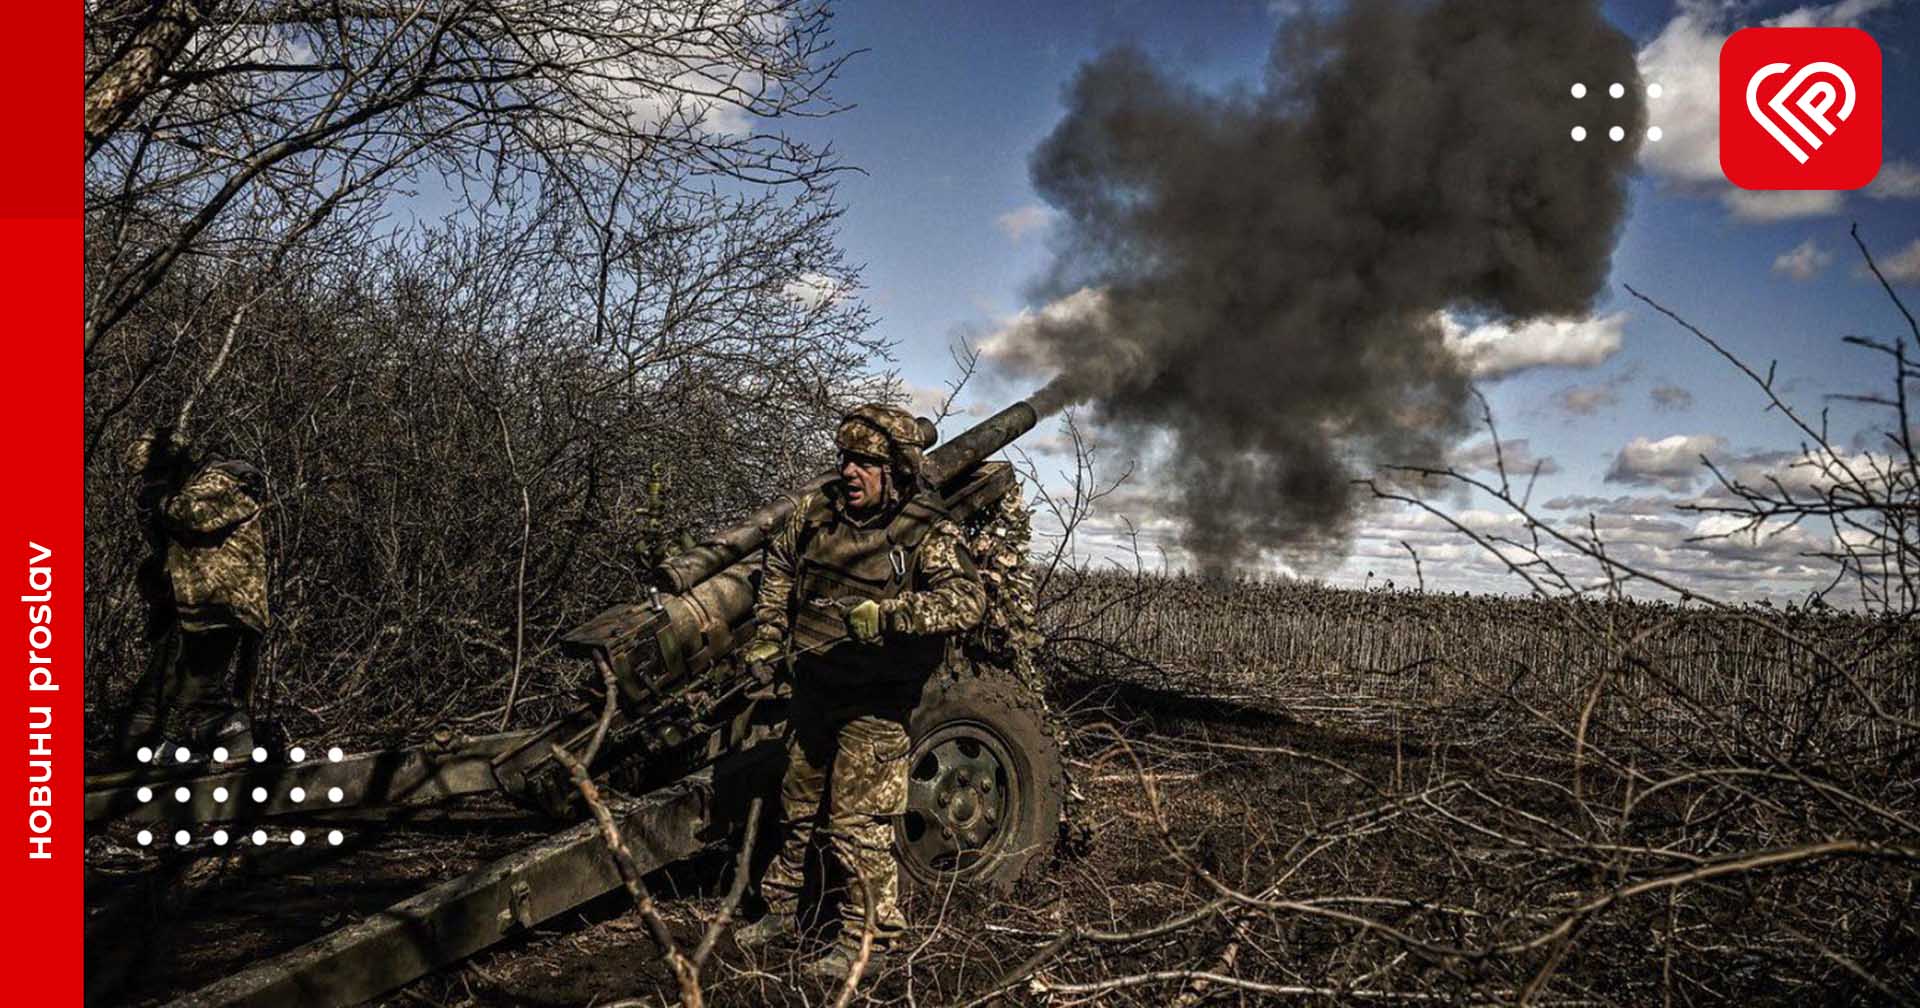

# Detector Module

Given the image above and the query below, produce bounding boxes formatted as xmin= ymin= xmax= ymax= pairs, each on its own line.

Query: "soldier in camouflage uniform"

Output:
xmin=735 ymin=404 xmax=986 ymax=980
xmin=119 ymin=428 xmax=269 ymax=760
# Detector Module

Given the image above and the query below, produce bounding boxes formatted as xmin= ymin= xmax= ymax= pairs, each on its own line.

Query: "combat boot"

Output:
xmin=206 ymin=711 xmax=255 ymax=757
xmin=116 ymin=679 xmax=166 ymax=765
xmin=733 ymin=906 xmax=797 ymax=949
xmin=803 ymin=942 xmax=886 ymax=983
xmin=180 ymin=705 xmax=254 ymax=758
xmin=116 ymin=718 xmax=162 ymax=765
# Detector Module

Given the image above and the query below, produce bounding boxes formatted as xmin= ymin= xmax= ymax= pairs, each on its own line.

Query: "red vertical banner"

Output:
xmin=0 ymin=2 xmax=83 ymax=1001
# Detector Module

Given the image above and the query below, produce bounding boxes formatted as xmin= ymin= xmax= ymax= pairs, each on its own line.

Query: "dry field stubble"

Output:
xmin=91 ymin=575 xmax=1918 ymax=1006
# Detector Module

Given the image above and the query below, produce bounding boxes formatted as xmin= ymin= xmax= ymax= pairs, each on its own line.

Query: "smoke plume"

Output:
xmin=998 ymin=0 xmax=1642 ymax=574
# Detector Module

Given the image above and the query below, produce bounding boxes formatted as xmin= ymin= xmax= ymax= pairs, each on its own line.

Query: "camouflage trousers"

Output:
xmin=761 ymin=698 xmax=912 ymax=951
xmin=121 ymin=621 xmax=259 ymax=751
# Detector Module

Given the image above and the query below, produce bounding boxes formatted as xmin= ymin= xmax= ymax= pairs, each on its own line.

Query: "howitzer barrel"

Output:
xmin=649 ymin=474 xmax=834 ymax=595
xmin=919 ymin=400 xmax=1040 ymax=488
xmin=651 ymin=400 xmax=1038 ymax=594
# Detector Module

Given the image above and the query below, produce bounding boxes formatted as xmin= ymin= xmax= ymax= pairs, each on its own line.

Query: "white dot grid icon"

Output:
xmin=1570 ymin=80 xmax=1657 ymax=147
xmin=120 ymin=738 xmax=357 ymax=854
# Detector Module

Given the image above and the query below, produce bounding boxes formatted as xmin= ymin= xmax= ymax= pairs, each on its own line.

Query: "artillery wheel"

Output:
xmin=897 ymin=663 xmax=1063 ymax=893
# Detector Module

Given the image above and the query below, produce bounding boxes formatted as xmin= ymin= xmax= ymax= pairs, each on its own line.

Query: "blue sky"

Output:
xmin=773 ymin=0 xmax=1920 ymax=603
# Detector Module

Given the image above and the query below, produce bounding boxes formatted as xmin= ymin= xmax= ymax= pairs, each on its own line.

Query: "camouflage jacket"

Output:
xmin=161 ymin=461 xmax=269 ymax=632
xmin=752 ymin=488 xmax=986 ymax=666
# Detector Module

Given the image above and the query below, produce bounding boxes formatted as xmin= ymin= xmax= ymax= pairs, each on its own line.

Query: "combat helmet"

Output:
xmin=835 ymin=403 xmax=938 ymax=485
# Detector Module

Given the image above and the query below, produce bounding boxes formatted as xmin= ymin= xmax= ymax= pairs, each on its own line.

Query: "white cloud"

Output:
xmin=1605 ymin=433 xmax=1726 ymax=492
xmin=1342 ymin=489 xmax=1844 ymax=601
xmin=1635 ymin=4 xmax=1721 ymax=186
xmin=1635 ymin=0 xmax=1892 ymax=221
xmin=1767 ymin=0 xmax=1897 ymax=28
xmin=1771 ymin=238 xmax=1833 ymax=280
xmin=1723 ymin=189 xmax=1845 ymax=221
xmin=781 ymin=271 xmax=849 ymax=309
xmin=1544 ymin=494 xmax=1688 ymax=516
xmin=1453 ymin=438 xmax=1560 ymax=476
xmin=1864 ymin=160 xmax=1920 ymax=200
xmin=1688 ymin=513 xmax=1754 ymax=539
xmin=979 ymin=287 xmax=1114 ymax=372
xmin=1875 ymin=238 xmax=1920 ymax=283
xmin=899 ymin=380 xmax=953 ymax=419
xmin=524 ymin=1 xmax=803 ymax=145
xmin=895 ymin=378 xmax=995 ymax=425
xmin=995 ymin=205 xmax=1052 ymax=242
xmin=1438 ymin=311 xmax=1626 ymax=380
xmin=1683 ymin=511 xmax=1829 ymax=565
xmin=1707 ymin=447 xmax=1903 ymax=500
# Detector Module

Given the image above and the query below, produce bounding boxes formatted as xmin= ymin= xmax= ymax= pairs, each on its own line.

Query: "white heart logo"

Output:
xmin=1745 ymin=60 xmax=1857 ymax=164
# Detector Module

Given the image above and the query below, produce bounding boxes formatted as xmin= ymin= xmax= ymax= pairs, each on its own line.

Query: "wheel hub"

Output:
xmin=900 ymin=726 xmax=1014 ymax=875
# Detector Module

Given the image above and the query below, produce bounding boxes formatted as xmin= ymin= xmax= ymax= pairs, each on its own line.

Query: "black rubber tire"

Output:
xmin=896 ymin=661 xmax=1064 ymax=893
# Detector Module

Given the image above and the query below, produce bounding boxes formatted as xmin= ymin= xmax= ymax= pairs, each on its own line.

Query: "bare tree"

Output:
xmin=82 ymin=2 xmax=890 ymax=747
xmin=84 ymin=0 xmax=855 ymax=356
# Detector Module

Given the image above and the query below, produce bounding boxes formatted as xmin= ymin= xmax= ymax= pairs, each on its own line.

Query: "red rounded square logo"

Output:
xmin=1720 ymin=27 xmax=1881 ymax=190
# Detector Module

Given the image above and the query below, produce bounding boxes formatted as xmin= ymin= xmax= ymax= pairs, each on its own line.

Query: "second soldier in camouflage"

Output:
xmin=119 ymin=428 xmax=269 ymax=760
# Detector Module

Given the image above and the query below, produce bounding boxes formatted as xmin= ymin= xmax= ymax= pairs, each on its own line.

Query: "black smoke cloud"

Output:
xmin=998 ymin=0 xmax=1642 ymax=574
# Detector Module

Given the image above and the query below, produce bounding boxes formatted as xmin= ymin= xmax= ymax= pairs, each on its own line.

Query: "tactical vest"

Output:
xmin=787 ymin=492 xmax=948 ymax=685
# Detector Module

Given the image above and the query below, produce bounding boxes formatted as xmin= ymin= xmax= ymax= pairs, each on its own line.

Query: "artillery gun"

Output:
xmin=85 ymin=402 xmax=1063 ymax=1007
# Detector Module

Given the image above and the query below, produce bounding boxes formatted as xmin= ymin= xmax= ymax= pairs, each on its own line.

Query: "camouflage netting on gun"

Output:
xmin=963 ymin=489 xmax=1043 ymax=692
xmin=961 ymin=488 xmax=1085 ymax=841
